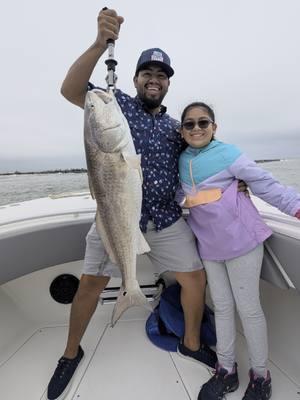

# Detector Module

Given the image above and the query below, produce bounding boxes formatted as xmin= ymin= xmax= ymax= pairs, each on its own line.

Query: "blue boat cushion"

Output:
xmin=145 ymin=283 xmax=217 ymax=352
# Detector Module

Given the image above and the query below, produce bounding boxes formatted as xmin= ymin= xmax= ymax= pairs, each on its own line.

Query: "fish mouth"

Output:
xmin=101 ymin=123 xmax=122 ymax=133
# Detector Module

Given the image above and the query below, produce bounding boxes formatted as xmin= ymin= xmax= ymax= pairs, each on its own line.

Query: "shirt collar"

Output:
xmin=186 ymin=140 xmax=220 ymax=155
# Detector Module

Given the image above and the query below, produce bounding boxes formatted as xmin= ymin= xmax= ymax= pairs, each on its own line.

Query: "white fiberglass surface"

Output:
xmin=252 ymin=197 xmax=300 ymax=239
xmin=1 ymin=193 xmax=299 ymax=238
xmin=0 ymin=194 xmax=95 ymax=227
xmin=0 ymin=253 xmax=300 ymax=400
xmin=0 ymin=314 xmax=299 ymax=400
xmin=0 ymin=263 xmax=299 ymax=400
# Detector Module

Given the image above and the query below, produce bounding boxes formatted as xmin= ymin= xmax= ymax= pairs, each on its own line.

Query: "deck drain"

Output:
xmin=49 ymin=274 xmax=79 ymax=304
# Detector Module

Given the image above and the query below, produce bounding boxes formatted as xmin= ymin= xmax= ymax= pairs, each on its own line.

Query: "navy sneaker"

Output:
xmin=242 ymin=369 xmax=272 ymax=400
xmin=47 ymin=346 xmax=84 ymax=400
xmin=177 ymin=340 xmax=217 ymax=369
xmin=198 ymin=363 xmax=239 ymax=400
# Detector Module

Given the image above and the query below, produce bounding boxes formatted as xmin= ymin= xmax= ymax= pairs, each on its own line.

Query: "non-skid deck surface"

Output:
xmin=0 ymin=308 xmax=299 ymax=400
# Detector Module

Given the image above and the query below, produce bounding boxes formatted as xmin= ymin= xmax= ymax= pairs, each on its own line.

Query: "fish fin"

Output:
xmin=137 ymin=165 xmax=143 ymax=184
xmin=111 ymin=283 xmax=153 ymax=327
xmin=95 ymin=213 xmax=118 ymax=264
xmin=122 ymin=153 xmax=143 ymax=183
xmin=137 ymin=229 xmax=151 ymax=254
xmin=121 ymin=153 xmax=141 ymax=169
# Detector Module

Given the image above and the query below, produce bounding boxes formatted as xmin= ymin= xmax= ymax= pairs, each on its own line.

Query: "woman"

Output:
xmin=178 ymin=101 xmax=300 ymax=400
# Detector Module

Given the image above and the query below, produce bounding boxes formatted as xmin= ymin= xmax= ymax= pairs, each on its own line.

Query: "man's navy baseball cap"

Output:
xmin=135 ymin=48 xmax=174 ymax=78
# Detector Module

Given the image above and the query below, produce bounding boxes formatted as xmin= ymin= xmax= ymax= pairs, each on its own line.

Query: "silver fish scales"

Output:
xmin=84 ymin=89 xmax=152 ymax=325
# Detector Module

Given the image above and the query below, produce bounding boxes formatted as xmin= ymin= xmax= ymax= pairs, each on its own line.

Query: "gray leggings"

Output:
xmin=203 ymin=244 xmax=268 ymax=377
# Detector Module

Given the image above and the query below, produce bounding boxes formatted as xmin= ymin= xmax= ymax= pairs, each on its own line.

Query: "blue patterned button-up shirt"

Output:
xmin=88 ymin=84 xmax=184 ymax=232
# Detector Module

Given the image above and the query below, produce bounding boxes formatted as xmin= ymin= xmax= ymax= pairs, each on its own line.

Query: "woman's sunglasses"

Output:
xmin=182 ymin=119 xmax=214 ymax=131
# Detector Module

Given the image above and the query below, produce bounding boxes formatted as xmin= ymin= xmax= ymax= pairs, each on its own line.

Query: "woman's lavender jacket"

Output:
xmin=178 ymin=140 xmax=300 ymax=261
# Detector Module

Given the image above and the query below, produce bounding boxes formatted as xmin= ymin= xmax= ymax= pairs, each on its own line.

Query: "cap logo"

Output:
xmin=150 ymin=51 xmax=164 ymax=62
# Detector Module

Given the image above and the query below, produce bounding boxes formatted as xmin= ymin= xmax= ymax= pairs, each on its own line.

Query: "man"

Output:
xmin=47 ymin=8 xmax=216 ymax=400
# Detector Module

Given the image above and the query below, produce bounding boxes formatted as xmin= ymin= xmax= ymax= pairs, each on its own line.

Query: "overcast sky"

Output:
xmin=1 ymin=0 xmax=299 ymax=172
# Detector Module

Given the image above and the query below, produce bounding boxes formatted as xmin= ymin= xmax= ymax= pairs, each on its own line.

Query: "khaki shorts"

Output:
xmin=82 ymin=217 xmax=203 ymax=277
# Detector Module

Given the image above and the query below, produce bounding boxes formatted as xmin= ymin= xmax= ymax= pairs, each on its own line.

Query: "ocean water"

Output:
xmin=0 ymin=172 xmax=89 ymax=206
xmin=0 ymin=159 xmax=300 ymax=207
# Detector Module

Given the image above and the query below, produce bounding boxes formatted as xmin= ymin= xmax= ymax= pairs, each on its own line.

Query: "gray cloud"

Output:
xmin=1 ymin=0 xmax=299 ymax=172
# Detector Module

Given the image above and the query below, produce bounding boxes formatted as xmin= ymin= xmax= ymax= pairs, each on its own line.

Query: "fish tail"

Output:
xmin=111 ymin=284 xmax=153 ymax=327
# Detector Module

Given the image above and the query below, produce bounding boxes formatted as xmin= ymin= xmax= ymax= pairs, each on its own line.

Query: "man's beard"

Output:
xmin=139 ymin=91 xmax=166 ymax=110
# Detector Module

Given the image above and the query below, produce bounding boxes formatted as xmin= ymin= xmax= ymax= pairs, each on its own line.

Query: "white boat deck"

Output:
xmin=0 ymin=273 xmax=299 ymax=400
xmin=0 ymin=311 xmax=299 ymax=400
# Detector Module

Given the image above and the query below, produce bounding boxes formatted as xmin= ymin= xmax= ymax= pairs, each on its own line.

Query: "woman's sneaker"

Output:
xmin=242 ymin=369 xmax=272 ymax=400
xmin=47 ymin=346 xmax=84 ymax=400
xmin=177 ymin=340 xmax=217 ymax=369
xmin=198 ymin=363 xmax=239 ymax=400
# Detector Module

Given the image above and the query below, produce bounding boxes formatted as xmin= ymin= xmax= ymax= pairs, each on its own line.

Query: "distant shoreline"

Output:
xmin=0 ymin=168 xmax=87 ymax=176
xmin=0 ymin=160 xmax=282 ymax=176
xmin=255 ymin=159 xmax=281 ymax=163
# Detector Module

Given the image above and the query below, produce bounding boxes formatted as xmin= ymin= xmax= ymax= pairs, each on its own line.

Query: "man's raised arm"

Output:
xmin=60 ymin=8 xmax=124 ymax=109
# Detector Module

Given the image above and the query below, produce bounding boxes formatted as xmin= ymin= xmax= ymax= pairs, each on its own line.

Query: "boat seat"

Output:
xmin=0 ymin=217 xmax=299 ymax=294
xmin=0 ymin=218 xmax=92 ymax=285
